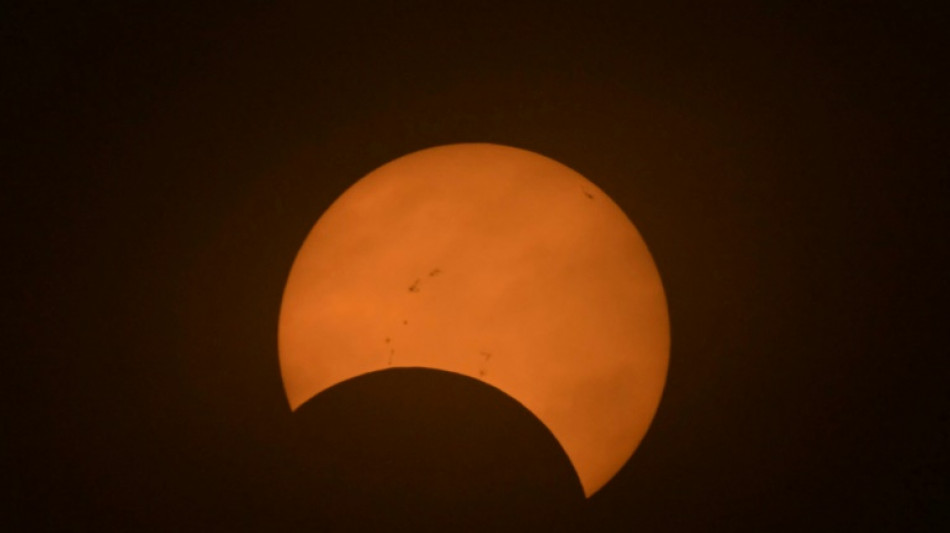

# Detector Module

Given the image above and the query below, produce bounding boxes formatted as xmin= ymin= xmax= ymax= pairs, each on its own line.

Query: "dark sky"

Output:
xmin=6 ymin=2 xmax=947 ymax=531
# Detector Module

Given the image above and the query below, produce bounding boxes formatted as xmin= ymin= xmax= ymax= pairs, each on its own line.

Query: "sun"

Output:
xmin=278 ymin=143 xmax=669 ymax=496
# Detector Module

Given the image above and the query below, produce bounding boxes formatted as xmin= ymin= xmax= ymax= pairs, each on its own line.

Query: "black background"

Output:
xmin=6 ymin=2 xmax=947 ymax=531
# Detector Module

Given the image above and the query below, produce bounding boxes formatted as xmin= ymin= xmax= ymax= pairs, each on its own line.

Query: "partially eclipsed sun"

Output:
xmin=278 ymin=143 xmax=669 ymax=496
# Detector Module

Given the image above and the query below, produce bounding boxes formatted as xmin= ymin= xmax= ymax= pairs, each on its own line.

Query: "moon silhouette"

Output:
xmin=278 ymin=143 xmax=669 ymax=496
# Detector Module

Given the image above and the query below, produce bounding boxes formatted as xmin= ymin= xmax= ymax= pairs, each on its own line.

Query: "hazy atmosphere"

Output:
xmin=6 ymin=2 xmax=946 ymax=531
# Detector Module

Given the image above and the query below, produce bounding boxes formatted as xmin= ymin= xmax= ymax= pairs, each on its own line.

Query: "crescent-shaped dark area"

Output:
xmin=286 ymin=367 xmax=584 ymax=531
